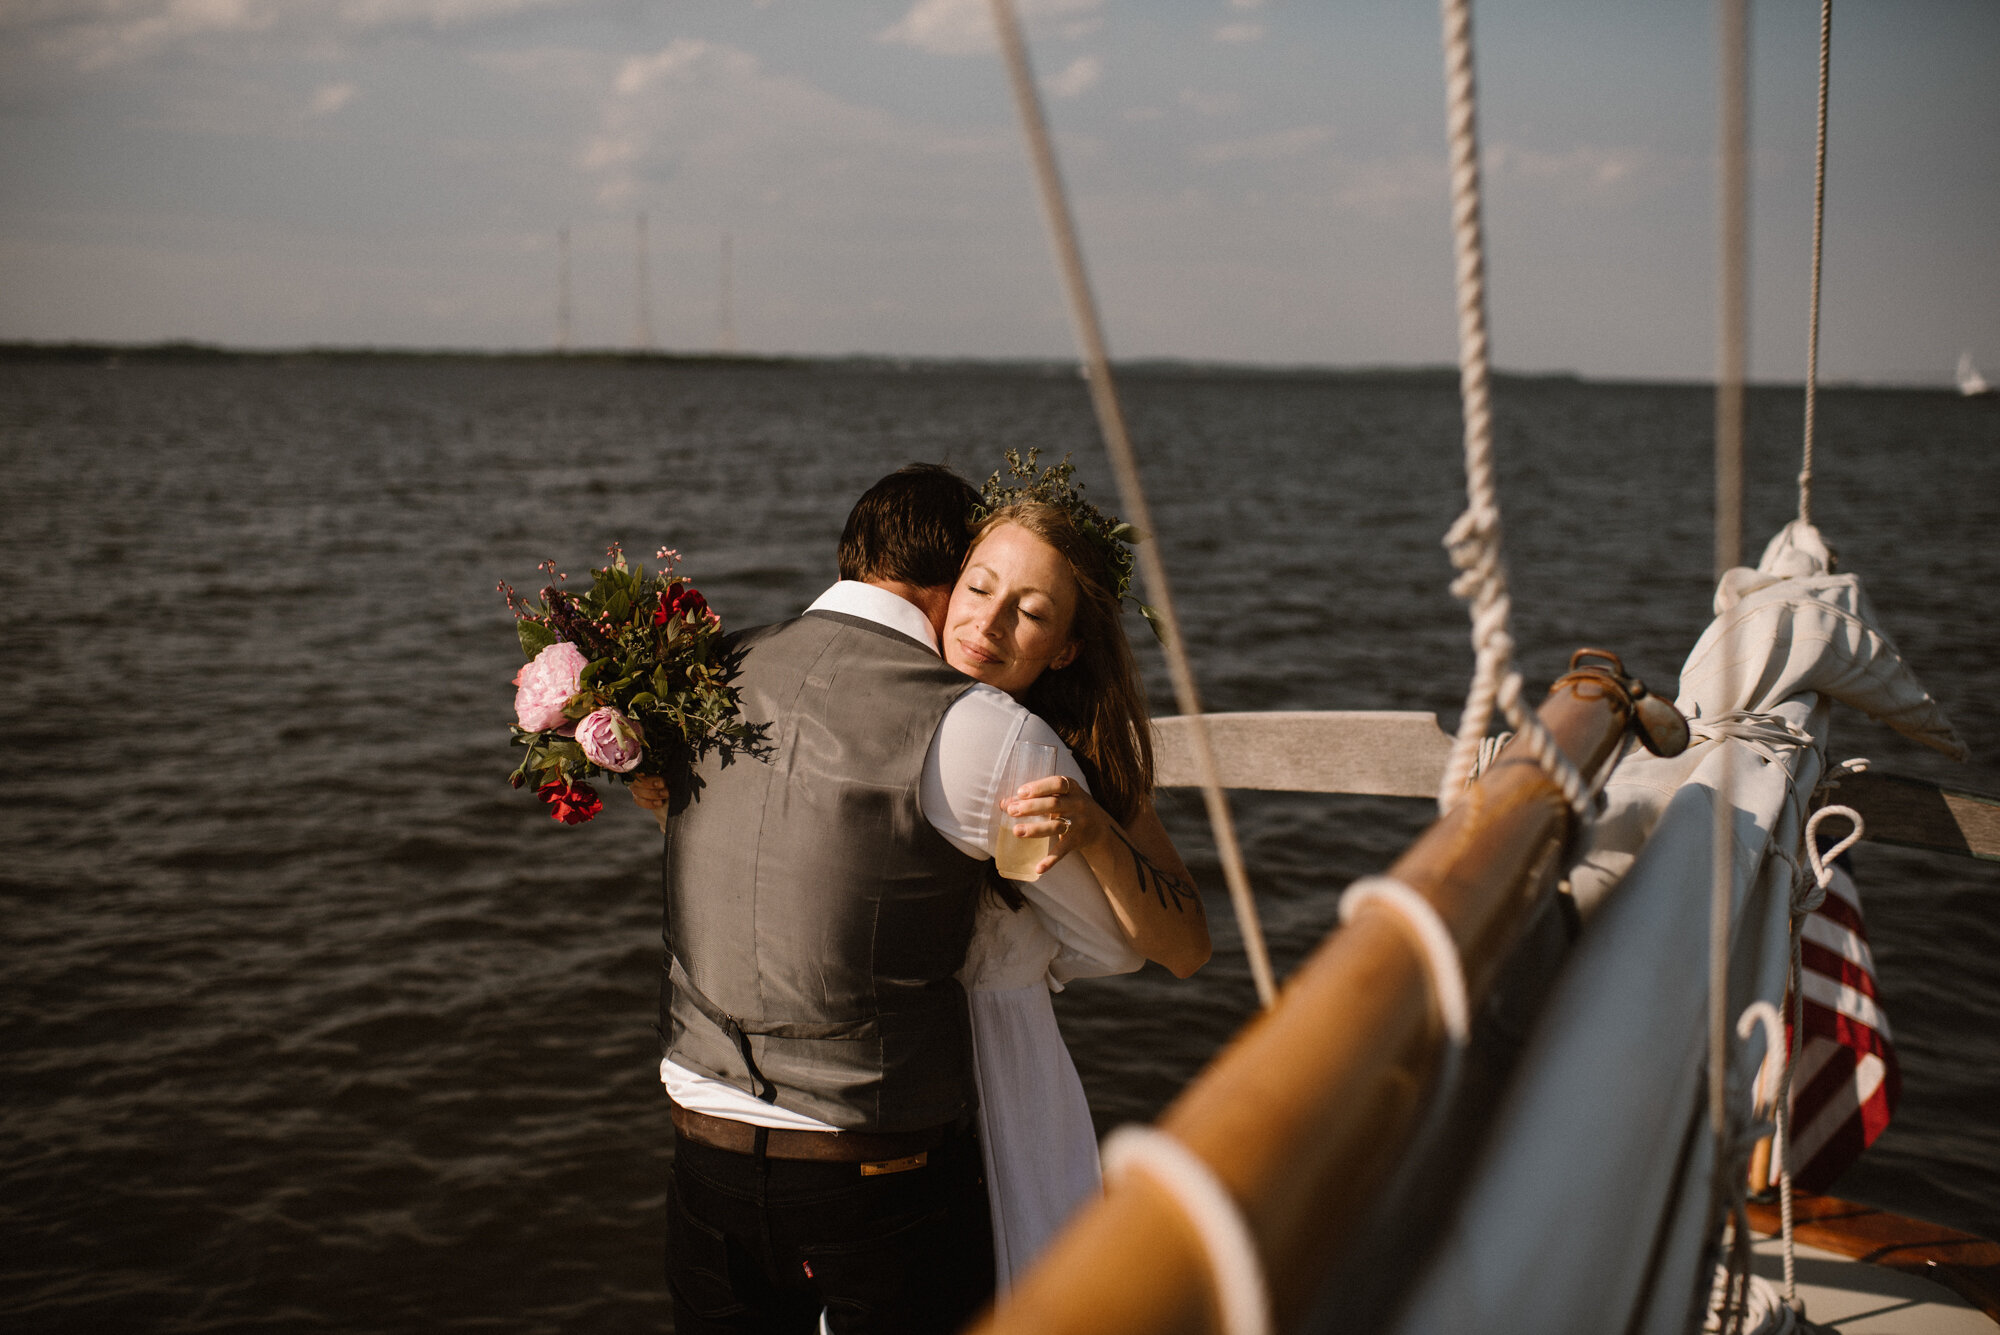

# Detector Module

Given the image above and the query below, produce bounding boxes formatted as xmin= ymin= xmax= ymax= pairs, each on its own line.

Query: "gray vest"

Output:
xmin=660 ymin=609 xmax=988 ymax=1131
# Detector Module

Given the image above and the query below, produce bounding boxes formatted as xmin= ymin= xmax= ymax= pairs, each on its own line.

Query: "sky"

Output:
xmin=1 ymin=0 xmax=1994 ymax=384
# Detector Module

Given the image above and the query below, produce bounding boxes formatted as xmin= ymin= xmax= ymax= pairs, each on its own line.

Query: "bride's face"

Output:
xmin=943 ymin=522 xmax=1081 ymax=700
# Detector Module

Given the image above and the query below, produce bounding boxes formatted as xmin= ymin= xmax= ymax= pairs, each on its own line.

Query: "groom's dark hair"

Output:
xmin=838 ymin=463 xmax=980 ymax=589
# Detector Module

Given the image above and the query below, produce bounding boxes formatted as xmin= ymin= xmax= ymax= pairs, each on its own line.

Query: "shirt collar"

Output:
xmin=804 ymin=580 xmax=940 ymax=655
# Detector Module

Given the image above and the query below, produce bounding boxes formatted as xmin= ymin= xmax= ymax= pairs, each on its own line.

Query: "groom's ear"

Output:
xmin=1052 ymin=640 xmax=1080 ymax=671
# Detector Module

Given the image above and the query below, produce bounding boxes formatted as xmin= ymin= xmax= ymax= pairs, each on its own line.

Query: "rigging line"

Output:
xmin=985 ymin=0 xmax=1277 ymax=1009
xmin=1798 ymin=0 xmax=1832 ymax=526
xmin=1715 ymin=0 xmax=1749 ymax=582
xmin=1433 ymin=0 xmax=1587 ymax=816
xmin=1710 ymin=0 xmax=1752 ymax=1216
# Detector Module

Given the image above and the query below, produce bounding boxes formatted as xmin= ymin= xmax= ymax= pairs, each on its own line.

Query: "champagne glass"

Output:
xmin=993 ymin=739 xmax=1057 ymax=881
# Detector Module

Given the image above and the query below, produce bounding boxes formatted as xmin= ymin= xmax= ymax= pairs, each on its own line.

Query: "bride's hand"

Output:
xmin=1004 ymin=774 xmax=1107 ymax=873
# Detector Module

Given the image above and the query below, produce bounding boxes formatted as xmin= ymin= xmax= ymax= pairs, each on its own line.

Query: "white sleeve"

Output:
xmin=922 ymin=686 xmax=1144 ymax=979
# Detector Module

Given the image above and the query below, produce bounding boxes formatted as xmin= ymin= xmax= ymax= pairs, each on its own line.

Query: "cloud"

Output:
xmin=877 ymin=0 xmax=1104 ymax=57
xmin=1042 ymin=54 xmax=1099 ymax=99
xmin=1325 ymin=154 xmax=1445 ymax=211
xmin=569 ymin=36 xmax=1010 ymax=209
xmin=613 ymin=37 xmax=752 ymax=95
xmin=333 ymin=0 xmax=580 ymax=26
xmin=1213 ymin=22 xmax=1262 ymax=44
xmin=65 ymin=0 xmax=278 ymax=69
xmin=1177 ymin=87 xmax=1240 ymax=118
xmin=1485 ymin=142 xmax=1644 ymax=190
xmin=1192 ymin=124 xmax=1333 ymax=165
xmin=34 ymin=0 xmax=584 ymax=69
xmin=308 ymin=80 xmax=356 ymax=114
xmin=1229 ymin=0 xmax=1264 ymax=8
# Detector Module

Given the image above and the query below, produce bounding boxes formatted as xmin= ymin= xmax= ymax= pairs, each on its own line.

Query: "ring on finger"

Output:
xmin=1058 ymin=816 xmax=1072 ymax=836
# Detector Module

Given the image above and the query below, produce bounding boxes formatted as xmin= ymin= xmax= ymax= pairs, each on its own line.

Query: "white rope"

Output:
xmin=985 ymin=0 xmax=1276 ymax=1009
xmin=1339 ymin=876 xmax=1471 ymax=1046
xmin=1100 ymin=1126 xmax=1270 ymax=1335
xmin=1736 ymin=1001 xmax=1787 ymax=1125
xmin=1765 ymin=804 xmax=1862 ymax=1313
xmin=1705 ymin=1262 xmax=1804 ymax=1335
xmin=1798 ymin=0 xmax=1833 ymax=527
xmin=1433 ymin=0 xmax=1589 ymax=819
xmin=1804 ymin=803 xmax=1863 ymax=890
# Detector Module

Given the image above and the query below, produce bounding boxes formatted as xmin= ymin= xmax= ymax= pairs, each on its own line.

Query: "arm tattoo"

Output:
xmin=1107 ymin=822 xmax=1201 ymax=914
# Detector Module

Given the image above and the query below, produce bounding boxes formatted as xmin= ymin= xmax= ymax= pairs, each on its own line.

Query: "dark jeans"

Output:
xmin=666 ymin=1126 xmax=996 ymax=1335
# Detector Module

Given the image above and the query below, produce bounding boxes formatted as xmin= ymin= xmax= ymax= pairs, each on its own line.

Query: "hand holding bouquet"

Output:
xmin=500 ymin=545 xmax=743 ymax=824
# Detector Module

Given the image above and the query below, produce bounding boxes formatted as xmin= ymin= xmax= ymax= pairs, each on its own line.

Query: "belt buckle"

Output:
xmin=859 ymin=1151 xmax=927 ymax=1176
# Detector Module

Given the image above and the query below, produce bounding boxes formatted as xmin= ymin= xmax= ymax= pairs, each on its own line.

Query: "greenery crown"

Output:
xmin=975 ymin=448 xmax=1163 ymax=641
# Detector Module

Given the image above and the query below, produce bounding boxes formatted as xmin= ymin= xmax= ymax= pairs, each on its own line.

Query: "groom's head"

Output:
xmin=839 ymin=464 xmax=979 ymax=634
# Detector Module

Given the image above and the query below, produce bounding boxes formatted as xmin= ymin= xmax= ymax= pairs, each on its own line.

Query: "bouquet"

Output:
xmin=500 ymin=544 xmax=744 ymax=824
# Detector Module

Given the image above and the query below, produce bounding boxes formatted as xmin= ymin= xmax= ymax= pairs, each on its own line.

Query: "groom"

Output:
xmin=635 ymin=464 xmax=1008 ymax=1334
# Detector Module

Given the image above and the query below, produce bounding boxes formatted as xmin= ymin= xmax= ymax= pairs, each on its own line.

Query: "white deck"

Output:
xmin=1748 ymin=1235 xmax=1995 ymax=1333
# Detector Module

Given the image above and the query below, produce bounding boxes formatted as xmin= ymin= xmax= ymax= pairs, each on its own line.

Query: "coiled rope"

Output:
xmin=985 ymin=0 xmax=1276 ymax=1008
xmin=1798 ymin=0 xmax=1833 ymax=527
xmin=1432 ymin=0 xmax=1589 ymax=818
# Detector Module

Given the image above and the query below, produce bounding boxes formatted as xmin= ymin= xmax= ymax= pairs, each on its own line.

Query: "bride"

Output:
xmin=939 ymin=497 xmax=1211 ymax=1291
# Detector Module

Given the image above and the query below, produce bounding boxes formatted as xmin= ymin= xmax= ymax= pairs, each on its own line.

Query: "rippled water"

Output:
xmin=3 ymin=357 xmax=1995 ymax=1331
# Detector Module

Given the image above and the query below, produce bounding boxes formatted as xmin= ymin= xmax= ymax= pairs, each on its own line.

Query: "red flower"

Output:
xmin=655 ymin=582 xmax=711 ymax=626
xmin=538 ymin=779 xmax=602 ymax=825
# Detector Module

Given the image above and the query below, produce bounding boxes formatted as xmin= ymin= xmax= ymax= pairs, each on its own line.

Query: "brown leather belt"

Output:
xmin=669 ymin=1101 xmax=950 ymax=1168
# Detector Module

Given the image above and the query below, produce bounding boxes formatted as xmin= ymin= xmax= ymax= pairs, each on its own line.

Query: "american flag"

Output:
xmin=1780 ymin=854 xmax=1901 ymax=1194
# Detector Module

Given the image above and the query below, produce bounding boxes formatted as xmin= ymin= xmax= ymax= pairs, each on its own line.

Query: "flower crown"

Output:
xmin=975 ymin=448 xmax=1163 ymax=642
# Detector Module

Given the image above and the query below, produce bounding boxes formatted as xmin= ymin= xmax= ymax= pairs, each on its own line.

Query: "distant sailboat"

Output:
xmin=1958 ymin=350 xmax=1994 ymax=397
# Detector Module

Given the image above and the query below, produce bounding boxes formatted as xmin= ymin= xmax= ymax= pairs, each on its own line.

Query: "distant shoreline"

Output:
xmin=0 ymin=340 xmax=1958 ymax=392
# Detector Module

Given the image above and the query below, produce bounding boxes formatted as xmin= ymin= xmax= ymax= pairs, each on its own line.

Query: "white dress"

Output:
xmin=960 ymin=891 xmax=1137 ymax=1292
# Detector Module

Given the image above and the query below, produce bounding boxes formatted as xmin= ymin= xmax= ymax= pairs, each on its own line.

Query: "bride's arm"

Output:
xmin=1005 ymin=781 xmax=1210 ymax=978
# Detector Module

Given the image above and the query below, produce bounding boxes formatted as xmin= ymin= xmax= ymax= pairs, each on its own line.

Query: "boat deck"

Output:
xmin=1750 ymin=1236 xmax=1997 ymax=1332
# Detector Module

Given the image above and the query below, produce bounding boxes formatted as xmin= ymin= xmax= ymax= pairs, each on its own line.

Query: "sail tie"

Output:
xmin=1099 ymin=1126 xmax=1270 ymax=1335
xmin=1339 ymin=876 xmax=1470 ymax=1047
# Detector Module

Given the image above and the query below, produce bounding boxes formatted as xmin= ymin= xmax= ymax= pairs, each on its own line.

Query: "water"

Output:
xmin=3 ymin=357 xmax=1996 ymax=1332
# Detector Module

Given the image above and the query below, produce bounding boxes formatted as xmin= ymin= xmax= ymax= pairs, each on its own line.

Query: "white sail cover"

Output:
xmin=1388 ymin=522 xmax=1965 ymax=1335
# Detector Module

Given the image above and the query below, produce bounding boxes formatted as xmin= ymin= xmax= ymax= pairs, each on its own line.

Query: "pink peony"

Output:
xmin=576 ymin=707 xmax=645 ymax=772
xmin=513 ymin=641 xmax=588 ymax=732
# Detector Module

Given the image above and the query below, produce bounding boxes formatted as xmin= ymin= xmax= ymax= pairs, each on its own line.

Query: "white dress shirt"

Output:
xmin=661 ymin=581 xmax=1141 ymax=1130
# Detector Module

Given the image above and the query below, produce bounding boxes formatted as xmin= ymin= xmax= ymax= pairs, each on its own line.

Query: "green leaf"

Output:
xmin=517 ymin=619 xmax=557 ymax=658
xmin=1138 ymin=602 xmax=1168 ymax=646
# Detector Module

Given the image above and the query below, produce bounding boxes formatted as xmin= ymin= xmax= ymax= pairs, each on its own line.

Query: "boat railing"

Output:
xmin=1154 ymin=712 xmax=1998 ymax=860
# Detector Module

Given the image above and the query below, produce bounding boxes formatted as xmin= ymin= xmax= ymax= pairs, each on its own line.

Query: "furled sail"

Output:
xmin=1389 ymin=521 xmax=1965 ymax=1334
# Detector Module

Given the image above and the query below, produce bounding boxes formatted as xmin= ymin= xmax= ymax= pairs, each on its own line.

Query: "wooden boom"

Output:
xmin=975 ymin=667 xmax=1645 ymax=1335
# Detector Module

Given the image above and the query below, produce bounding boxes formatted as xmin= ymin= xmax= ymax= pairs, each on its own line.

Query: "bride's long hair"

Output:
xmin=969 ymin=501 xmax=1154 ymax=825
